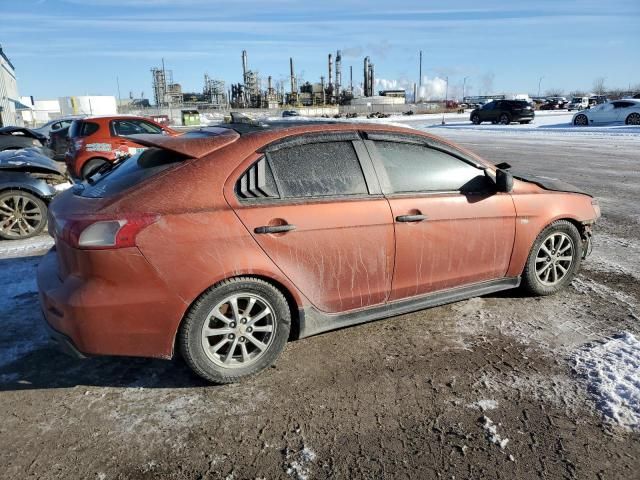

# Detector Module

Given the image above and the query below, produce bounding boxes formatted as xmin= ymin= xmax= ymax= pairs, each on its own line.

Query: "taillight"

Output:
xmin=59 ymin=214 xmax=158 ymax=249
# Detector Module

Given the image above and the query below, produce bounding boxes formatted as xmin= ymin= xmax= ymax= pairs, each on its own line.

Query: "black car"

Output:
xmin=0 ymin=148 xmax=71 ymax=240
xmin=0 ymin=126 xmax=47 ymax=151
xmin=470 ymin=100 xmax=535 ymax=125
xmin=47 ymin=125 xmax=71 ymax=160
xmin=282 ymin=110 xmax=300 ymax=117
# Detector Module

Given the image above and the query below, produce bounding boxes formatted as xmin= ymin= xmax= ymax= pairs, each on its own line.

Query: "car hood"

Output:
xmin=0 ymin=126 xmax=47 ymax=142
xmin=513 ymin=171 xmax=590 ymax=196
xmin=0 ymin=148 xmax=64 ymax=174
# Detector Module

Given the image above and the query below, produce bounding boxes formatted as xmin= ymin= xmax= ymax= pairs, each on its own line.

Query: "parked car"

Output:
xmin=282 ymin=110 xmax=300 ymax=117
xmin=38 ymin=122 xmax=600 ymax=383
xmin=0 ymin=126 xmax=47 ymax=151
xmin=47 ymin=125 xmax=71 ymax=160
xmin=0 ymin=148 xmax=72 ymax=239
xmin=588 ymin=95 xmax=608 ymax=106
xmin=32 ymin=116 xmax=85 ymax=140
xmin=539 ymin=97 xmax=567 ymax=110
xmin=470 ymin=100 xmax=535 ymax=124
xmin=65 ymin=116 xmax=178 ymax=179
xmin=573 ymin=99 xmax=640 ymax=126
xmin=567 ymin=96 xmax=590 ymax=111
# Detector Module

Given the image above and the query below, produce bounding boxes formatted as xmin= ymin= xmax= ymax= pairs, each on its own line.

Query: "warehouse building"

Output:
xmin=0 ymin=44 xmax=24 ymax=127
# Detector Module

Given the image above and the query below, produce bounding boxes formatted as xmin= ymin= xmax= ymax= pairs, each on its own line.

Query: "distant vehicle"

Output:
xmin=470 ymin=100 xmax=535 ymax=125
xmin=37 ymin=122 xmax=599 ymax=383
xmin=589 ymin=95 xmax=608 ymax=106
xmin=0 ymin=126 xmax=47 ymax=151
xmin=567 ymin=97 xmax=590 ymax=112
xmin=65 ymin=116 xmax=179 ymax=179
xmin=573 ymin=99 xmax=640 ymax=126
xmin=0 ymin=148 xmax=71 ymax=239
xmin=282 ymin=110 xmax=300 ymax=118
xmin=47 ymin=125 xmax=71 ymax=160
xmin=539 ymin=97 xmax=567 ymax=110
xmin=33 ymin=116 xmax=85 ymax=140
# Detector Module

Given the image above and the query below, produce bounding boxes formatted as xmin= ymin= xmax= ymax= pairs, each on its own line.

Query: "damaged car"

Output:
xmin=0 ymin=126 xmax=47 ymax=152
xmin=38 ymin=122 xmax=600 ymax=384
xmin=0 ymin=148 xmax=72 ymax=239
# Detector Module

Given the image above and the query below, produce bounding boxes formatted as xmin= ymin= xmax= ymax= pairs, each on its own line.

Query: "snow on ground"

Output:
xmin=573 ymin=332 xmax=640 ymax=430
xmin=480 ymin=416 xmax=509 ymax=449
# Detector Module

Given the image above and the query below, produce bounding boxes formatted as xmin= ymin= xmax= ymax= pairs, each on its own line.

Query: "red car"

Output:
xmin=38 ymin=122 xmax=600 ymax=383
xmin=65 ymin=115 xmax=178 ymax=179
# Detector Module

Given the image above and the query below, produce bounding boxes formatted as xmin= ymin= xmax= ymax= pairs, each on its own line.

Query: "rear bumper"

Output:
xmin=43 ymin=319 xmax=87 ymax=359
xmin=37 ymin=247 xmax=185 ymax=359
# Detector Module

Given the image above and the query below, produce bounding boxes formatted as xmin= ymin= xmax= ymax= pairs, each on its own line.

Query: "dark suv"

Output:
xmin=470 ymin=100 xmax=535 ymax=125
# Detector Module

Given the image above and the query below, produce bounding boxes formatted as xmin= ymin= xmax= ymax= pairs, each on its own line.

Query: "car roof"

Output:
xmin=127 ymin=121 xmax=489 ymax=167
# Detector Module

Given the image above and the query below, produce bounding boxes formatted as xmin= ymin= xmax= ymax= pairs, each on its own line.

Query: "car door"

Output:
xmin=111 ymin=119 xmax=160 ymax=155
xmin=227 ymin=133 xmax=395 ymax=314
xmin=612 ymin=101 xmax=634 ymax=122
xmin=481 ymin=102 xmax=498 ymax=122
xmin=363 ymin=132 xmax=516 ymax=300
xmin=589 ymin=103 xmax=615 ymax=123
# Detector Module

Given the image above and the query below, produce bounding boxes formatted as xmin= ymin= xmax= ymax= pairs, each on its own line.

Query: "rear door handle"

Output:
xmin=395 ymin=214 xmax=427 ymax=223
xmin=254 ymin=224 xmax=297 ymax=234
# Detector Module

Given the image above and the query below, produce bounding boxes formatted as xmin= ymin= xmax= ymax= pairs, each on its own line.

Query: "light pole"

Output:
xmin=537 ymin=76 xmax=544 ymax=97
xmin=442 ymin=76 xmax=449 ymax=125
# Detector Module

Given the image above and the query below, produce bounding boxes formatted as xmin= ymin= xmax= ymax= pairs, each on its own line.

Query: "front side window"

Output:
xmin=267 ymin=141 xmax=368 ymax=198
xmin=112 ymin=120 xmax=163 ymax=136
xmin=373 ymin=141 xmax=486 ymax=193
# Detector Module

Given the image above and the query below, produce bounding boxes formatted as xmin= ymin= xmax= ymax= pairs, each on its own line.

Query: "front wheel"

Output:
xmin=574 ymin=114 xmax=588 ymax=126
xmin=625 ymin=113 xmax=640 ymax=125
xmin=471 ymin=114 xmax=481 ymax=125
xmin=521 ymin=220 xmax=583 ymax=296
xmin=0 ymin=190 xmax=47 ymax=240
xmin=179 ymin=277 xmax=291 ymax=384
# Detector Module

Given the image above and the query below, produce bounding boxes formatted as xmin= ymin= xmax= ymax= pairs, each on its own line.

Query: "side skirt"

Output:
xmin=298 ymin=277 xmax=520 ymax=339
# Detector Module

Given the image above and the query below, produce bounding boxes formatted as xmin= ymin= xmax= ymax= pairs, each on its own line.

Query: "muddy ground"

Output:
xmin=1 ymin=129 xmax=638 ymax=479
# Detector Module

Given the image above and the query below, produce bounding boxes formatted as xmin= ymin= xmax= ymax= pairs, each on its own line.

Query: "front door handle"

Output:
xmin=396 ymin=214 xmax=427 ymax=223
xmin=254 ymin=224 xmax=296 ymax=234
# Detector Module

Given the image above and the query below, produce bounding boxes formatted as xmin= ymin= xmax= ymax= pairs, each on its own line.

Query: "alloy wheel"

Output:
xmin=574 ymin=114 xmax=588 ymax=126
xmin=0 ymin=194 xmax=44 ymax=239
xmin=626 ymin=113 xmax=640 ymax=125
xmin=534 ymin=232 xmax=574 ymax=286
xmin=201 ymin=293 xmax=277 ymax=368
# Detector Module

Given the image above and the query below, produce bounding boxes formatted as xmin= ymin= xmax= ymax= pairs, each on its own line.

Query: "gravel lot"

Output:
xmin=1 ymin=124 xmax=639 ymax=479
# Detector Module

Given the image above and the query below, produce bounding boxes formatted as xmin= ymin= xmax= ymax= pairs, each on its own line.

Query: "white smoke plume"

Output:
xmin=375 ymin=76 xmax=448 ymax=100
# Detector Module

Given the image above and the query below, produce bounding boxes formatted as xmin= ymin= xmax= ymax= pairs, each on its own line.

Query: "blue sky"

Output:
xmin=2 ymin=0 xmax=639 ymax=100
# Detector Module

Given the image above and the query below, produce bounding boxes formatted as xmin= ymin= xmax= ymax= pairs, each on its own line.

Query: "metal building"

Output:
xmin=0 ymin=44 xmax=24 ymax=127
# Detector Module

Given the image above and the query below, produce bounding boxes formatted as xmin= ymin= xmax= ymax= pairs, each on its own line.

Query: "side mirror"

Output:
xmin=495 ymin=169 xmax=514 ymax=193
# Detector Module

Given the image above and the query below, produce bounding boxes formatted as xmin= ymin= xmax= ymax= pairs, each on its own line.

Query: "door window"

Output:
xmin=267 ymin=141 xmax=368 ymax=198
xmin=373 ymin=141 xmax=487 ymax=193
xmin=112 ymin=120 xmax=163 ymax=136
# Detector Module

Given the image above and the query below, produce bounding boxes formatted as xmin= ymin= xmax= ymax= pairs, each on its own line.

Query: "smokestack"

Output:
xmin=328 ymin=53 xmax=333 ymax=90
xmin=242 ymin=50 xmax=248 ymax=79
xmin=364 ymin=57 xmax=370 ymax=97
xmin=350 ymin=65 xmax=353 ymax=92
xmin=369 ymin=63 xmax=375 ymax=96
xmin=289 ymin=57 xmax=295 ymax=95
xmin=335 ymin=50 xmax=342 ymax=98
xmin=320 ymin=75 xmax=325 ymax=105
xmin=419 ymin=50 xmax=422 ymax=87
xmin=268 ymin=75 xmax=273 ymax=94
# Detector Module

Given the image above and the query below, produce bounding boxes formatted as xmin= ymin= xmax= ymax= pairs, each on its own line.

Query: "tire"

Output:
xmin=574 ymin=114 xmax=588 ymax=126
xmin=499 ymin=113 xmax=511 ymax=125
xmin=179 ymin=277 xmax=291 ymax=384
xmin=0 ymin=190 xmax=48 ymax=240
xmin=471 ymin=114 xmax=481 ymax=125
xmin=521 ymin=220 xmax=583 ymax=296
xmin=625 ymin=113 xmax=640 ymax=125
xmin=81 ymin=158 xmax=108 ymax=180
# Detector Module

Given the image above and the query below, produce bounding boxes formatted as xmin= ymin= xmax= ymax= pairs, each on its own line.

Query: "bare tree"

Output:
xmin=544 ymin=88 xmax=564 ymax=97
xmin=593 ymin=77 xmax=606 ymax=96
xmin=569 ymin=90 xmax=587 ymax=97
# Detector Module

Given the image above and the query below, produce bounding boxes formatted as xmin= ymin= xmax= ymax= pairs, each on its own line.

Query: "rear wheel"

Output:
xmin=0 ymin=190 xmax=47 ymax=240
xmin=521 ymin=220 xmax=582 ymax=296
xmin=625 ymin=113 xmax=640 ymax=125
xmin=179 ymin=277 xmax=291 ymax=384
xmin=81 ymin=158 xmax=108 ymax=180
xmin=471 ymin=114 xmax=481 ymax=125
xmin=574 ymin=114 xmax=588 ymax=126
xmin=499 ymin=113 xmax=511 ymax=125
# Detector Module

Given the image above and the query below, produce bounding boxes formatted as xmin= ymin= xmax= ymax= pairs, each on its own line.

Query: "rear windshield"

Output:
xmin=77 ymin=147 xmax=184 ymax=198
xmin=69 ymin=121 xmax=99 ymax=138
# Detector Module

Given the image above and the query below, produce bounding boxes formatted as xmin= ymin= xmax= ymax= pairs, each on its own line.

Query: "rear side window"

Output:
xmin=78 ymin=148 xmax=182 ymax=198
xmin=69 ymin=121 xmax=99 ymax=138
xmin=373 ymin=141 xmax=486 ymax=193
xmin=267 ymin=141 xmax=368 ymax=198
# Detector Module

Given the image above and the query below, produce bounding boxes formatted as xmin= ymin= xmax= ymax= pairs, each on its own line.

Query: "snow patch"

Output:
xmin=285 ymin=446 xmax=316 ymax=480
xmin=573 ymin=332 xmax=640 ymax=430
xmin=468 ymin=399 xmax=499 ymax=411
xmin=480 ymin=416 xmax=509 ymax=449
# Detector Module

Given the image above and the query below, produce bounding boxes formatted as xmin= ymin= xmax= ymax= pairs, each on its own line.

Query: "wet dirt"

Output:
xmin=1 ymin=132 xmax=639 ymax=479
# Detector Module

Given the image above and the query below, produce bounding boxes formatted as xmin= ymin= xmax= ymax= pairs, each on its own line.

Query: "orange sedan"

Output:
xmin=39 ymin=121 xmax=600 ymax=383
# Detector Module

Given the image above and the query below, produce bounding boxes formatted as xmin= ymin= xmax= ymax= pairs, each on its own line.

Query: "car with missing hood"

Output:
xmin=65 ymin=116 xmax=179 ymax=179
xmin=0 ymin=126 xmax=47 ymax=151
xmin=38 ymin=121 xmax=600 ymax=383
xmin=0 ymin=148 xmax=72 ymax=239
xmin=573 ymin=99 xmax=640 ymax=126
